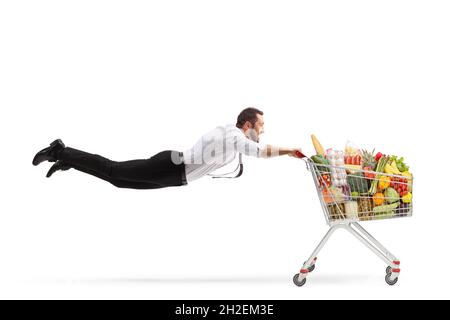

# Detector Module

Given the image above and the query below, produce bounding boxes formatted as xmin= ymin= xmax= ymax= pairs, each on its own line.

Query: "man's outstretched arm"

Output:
xmin=261 ymin=145 xmax=302 ymax=159
xmin=234 ymin=133 xmax=302 ymax=159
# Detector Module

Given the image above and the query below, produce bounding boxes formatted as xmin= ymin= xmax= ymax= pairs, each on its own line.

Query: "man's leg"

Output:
xmin=57 ymin=147 xmax=185 ymax=188
xmin=70 ymin=164 xmax=165 ymax=189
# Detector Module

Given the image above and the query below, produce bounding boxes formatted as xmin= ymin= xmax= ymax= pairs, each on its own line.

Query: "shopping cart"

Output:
xmin=292 ymin=151 xmax=413 ymax=286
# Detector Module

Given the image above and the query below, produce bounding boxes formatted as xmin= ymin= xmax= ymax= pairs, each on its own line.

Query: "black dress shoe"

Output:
xmin=32 ymin=139 xmax=66 ymax=166
xmin=46 ymin=160 xmax=71 ymax=178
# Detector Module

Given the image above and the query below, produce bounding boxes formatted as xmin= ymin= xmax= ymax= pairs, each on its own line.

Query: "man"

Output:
xmin=32 ymin=108 xmax=303 ymax=189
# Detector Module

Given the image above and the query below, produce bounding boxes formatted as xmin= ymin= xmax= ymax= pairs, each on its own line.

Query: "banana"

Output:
xmin=401 ymin=171 xmax=412 ymax=179
xmin=384 ymin=163 xmax=395 ymax=175
xmin=390 ymin=161 xmax=402 ymax=175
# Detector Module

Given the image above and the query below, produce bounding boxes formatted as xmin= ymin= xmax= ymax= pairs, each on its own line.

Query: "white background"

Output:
xmin=1 ymin=0 xmax=449 ymax=299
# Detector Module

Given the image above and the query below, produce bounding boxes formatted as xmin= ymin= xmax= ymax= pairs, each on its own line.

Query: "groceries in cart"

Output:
xmin=309 ymin=135 xmax=413 ymax=222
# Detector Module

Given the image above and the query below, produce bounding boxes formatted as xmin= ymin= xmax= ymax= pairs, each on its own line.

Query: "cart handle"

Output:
xmin=294 ymin=150 xmax=312 ymax=171
xmin=295 ymin=150 xmax=307 ymax=159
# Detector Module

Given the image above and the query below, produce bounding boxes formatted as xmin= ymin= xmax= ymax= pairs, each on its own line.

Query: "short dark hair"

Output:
xmin=236 ymin=107 xmax=264 ymax=128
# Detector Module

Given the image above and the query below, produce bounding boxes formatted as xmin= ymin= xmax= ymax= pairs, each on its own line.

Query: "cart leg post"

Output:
xmin=344 ymin=224 xmax=393 ymax=266
xmin=294 ymin=225 xmax=342 ymax=286
xmin=346 ymin=224 xmax=400 ymax=286
xmin=351 ymin=223 xmax=401 ymax=274
xmin=345 ymin=224 xmax=402 ymax=284
xmin=352 ymin=222 xmax=399 ymax=265
xmin=304 ymin=225 xmax=341 ymax=267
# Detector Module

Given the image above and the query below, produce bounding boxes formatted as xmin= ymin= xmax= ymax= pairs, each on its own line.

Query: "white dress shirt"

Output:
xmin=182 ymin=124 xmax=267 ymax=183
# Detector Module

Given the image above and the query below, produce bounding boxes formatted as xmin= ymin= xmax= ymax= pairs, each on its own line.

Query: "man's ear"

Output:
xmin=243 ymin=121 xmax=252 ymax=130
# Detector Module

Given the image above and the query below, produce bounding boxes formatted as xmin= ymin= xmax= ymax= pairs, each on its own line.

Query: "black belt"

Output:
xmin=179 ymin=152 xmax=187 ymax=185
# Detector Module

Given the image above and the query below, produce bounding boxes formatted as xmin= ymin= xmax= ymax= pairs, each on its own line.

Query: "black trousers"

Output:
xmin=57 ymin=147 xmax=187 ymax=189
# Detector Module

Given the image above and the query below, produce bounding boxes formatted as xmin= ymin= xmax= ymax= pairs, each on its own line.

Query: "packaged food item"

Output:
xmin=321 ymin=189 xmax=334 ymax=204
xmin=326 ymin=149 xmax=348 ymax=187
xmin=345 ymin=140 xmax=360 ymax=156
xmin=397 ymin=203 xmax=411 ymax=216
xmin=344 ymin=201 xmax=358 ymax=219
xmin=322 ymin=186 xmax=346 ymax=203
xmin=357 ymin=198 xmax=373 ymax=220
xmin=344 ymin=141 xmax=362 ymax=167
xmin=327 ymin=203 xmax=346 ymax=220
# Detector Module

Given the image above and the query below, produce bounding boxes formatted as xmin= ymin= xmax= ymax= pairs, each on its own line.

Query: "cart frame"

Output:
xmin=293 ymin=156 xmax=411 ymax=286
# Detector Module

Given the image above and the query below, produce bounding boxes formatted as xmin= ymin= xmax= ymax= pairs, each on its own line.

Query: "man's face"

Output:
xmin=245 ymin=114 xmax=265 ymax=142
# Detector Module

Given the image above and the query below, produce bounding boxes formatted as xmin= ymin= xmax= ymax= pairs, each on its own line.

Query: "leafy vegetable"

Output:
xmin=390 ymin=155 xmax=409 ymax=173
xmin=384 ymin=187 xmax=399 ymax=204
xmin=369 ymin=156 xmax=389 ymax=194
xmin=311 ymin=155 xmax=330 ymax=173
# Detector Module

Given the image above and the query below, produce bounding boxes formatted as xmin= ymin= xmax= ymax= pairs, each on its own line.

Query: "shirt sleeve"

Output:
xmin=233 ymin=129 xmax=267 ymax=158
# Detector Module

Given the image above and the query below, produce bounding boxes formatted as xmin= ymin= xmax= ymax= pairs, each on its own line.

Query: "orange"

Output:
xmin=373 ymin=193 xmax=385 ymax=206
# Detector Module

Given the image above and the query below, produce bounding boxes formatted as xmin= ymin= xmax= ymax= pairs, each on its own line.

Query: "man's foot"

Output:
xmin=46 ymin=160 xmax=71 ymax=178
xmin=32 ymin=139 xmax=66 ymax=166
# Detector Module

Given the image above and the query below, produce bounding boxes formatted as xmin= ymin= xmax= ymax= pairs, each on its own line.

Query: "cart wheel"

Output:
xmin=386 ymin=266 xmax=392 ymax=274
xmin=293 ymin=274 xmax=307 ymax=287
xmin=385 ymin=274 xmax=398 ymax=286
xmin=304 ymin=261 xmax=316 ymax=273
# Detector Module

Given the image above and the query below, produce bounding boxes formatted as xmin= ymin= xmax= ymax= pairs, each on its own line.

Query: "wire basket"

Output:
xmin=307 ymin=160 xmax=413 ymax=225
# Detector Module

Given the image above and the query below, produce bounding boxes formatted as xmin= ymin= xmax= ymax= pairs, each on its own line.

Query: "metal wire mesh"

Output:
xmin=307 ymin=160 xmax=413 ymax=225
